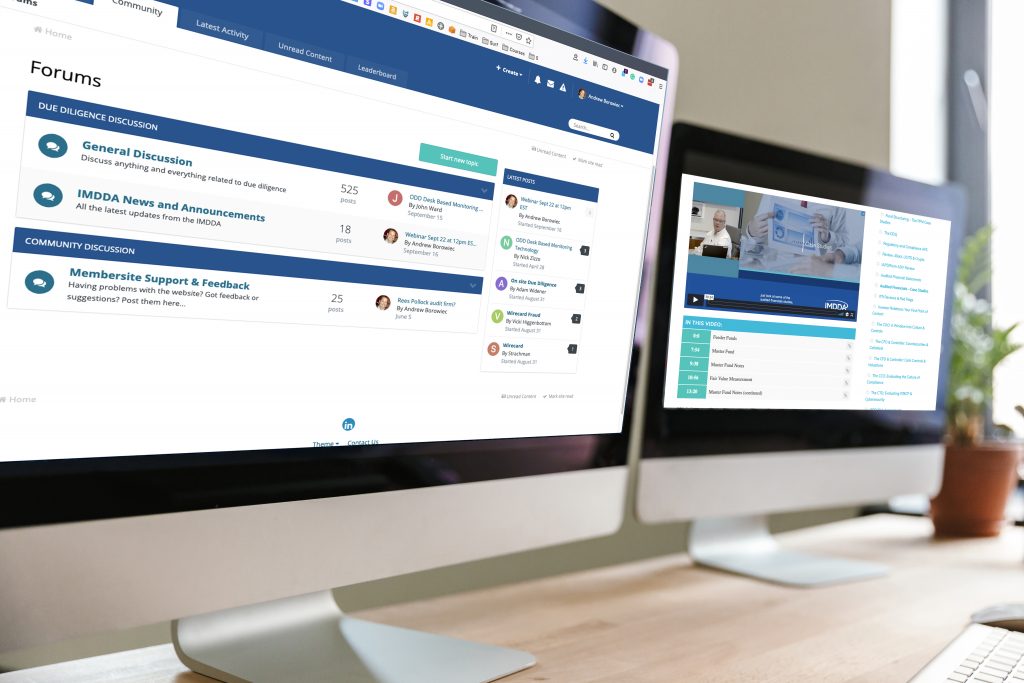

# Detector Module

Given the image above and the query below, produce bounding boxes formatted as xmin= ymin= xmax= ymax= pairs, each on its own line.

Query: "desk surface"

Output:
xmin=4 ymin=514 xmax=1023 ymax=682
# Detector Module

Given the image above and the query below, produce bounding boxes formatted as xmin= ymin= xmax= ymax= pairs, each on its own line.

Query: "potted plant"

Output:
xmin=931 ymin=226 xmax=1023 ymax=537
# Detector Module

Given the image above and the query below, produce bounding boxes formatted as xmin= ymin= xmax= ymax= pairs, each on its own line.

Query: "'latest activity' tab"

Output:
xmin=176 ymin=9 xmax=262 ymax=47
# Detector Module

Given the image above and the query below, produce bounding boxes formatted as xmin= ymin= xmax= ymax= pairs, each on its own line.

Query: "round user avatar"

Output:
xmin=24 ymin=270 xmax=54 ymax=294
xmin=487 ymin=342 xmax=501 ymax=356
xmin=383 ymin=228 xmax=399 ymax=244
xmin=38 ymin=133 xmax=68 ymax=158
xmin=505 ymin=194 xmax=518 ymax=209
xmin=490 ymin=309 xmax=504 ymax=323
xmin=495 ymin=276 xmax=508 ymax=291
xmin=387 ymin=190 xmax=403 ymax=206
xmin=577 ymin=88 xmax=587 ymax=100
xmin=33 ymin=183 xmax=63 ymax=207
xmin=499 ymin=235 xmax=513 ymax=250
xmin=376 ymin=294 xmax=392 ymax=311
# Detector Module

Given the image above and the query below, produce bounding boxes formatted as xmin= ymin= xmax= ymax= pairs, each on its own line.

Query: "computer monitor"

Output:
xmin=636 ymin=123 xmax=963 ymax=587
xmin=0 ymin=0 xmax=676 ymax=679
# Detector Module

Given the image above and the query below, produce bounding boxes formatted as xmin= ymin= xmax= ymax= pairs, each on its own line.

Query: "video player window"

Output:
xmin=664 ymin=175 xmax=952 ymax=411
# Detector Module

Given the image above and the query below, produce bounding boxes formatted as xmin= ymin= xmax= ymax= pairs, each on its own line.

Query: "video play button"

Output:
xmin=687 ymin=293 xmax=705 ymax=306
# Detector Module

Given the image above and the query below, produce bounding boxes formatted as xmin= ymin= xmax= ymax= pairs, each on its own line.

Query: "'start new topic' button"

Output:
xmin=419 ymin=143 xmax=498 ymax=176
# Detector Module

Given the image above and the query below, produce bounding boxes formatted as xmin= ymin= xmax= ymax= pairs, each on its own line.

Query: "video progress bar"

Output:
xmin=700 ymin=297 xmax=856 ymax=319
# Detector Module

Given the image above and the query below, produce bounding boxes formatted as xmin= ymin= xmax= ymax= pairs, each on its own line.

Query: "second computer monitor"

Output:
xmin=637 ymin=123 xmax=963 ymax=586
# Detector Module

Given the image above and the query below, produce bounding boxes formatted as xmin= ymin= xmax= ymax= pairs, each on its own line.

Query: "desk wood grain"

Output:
xmin=3 ymin=515 xmax=1022 ymax=682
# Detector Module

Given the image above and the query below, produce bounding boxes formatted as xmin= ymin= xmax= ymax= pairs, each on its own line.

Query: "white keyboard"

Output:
xmin=911 ymin=624 xmax=1024 ymax=682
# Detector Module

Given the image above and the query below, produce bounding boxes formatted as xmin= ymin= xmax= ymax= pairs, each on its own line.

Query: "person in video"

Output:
xmin=375 ymin=295 xmax=391 ymax=311
xmin=577 ymin=87 xmax=587 ymax=100
xmin=505 ymin=194 xmax=518 ymax=208
xmin=696 ymin=209 xmax=734 ymax=258
xmin=383 ymin=228 xmax=399 ymax=244
xmin=744 ymin=195 xmax=862 ymax=265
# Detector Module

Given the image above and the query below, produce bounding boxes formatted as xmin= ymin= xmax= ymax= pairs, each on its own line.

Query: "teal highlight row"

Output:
xmin=682 ymin=315 xmax=856 ymax=340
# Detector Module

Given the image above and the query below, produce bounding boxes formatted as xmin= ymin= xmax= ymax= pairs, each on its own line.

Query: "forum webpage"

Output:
xmin=664 ymin=175 xmax=951 ymax=410
xmin=0 ymin=0 xmax=667 ymax=461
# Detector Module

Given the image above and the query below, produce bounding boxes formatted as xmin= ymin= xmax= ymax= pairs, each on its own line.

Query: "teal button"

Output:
xmin=679 ymin=357 xmax=709 ymax=373
xmin=679 ymin=370 xmax=708 ymax=385
xmin=419 ymin=143 xmax=498 ymax=176
xmin=682 ymin=329 xmax=711 ymax=344
xmin=680 ymin=341 xmax=710 ymax=358
xmin=678 ymin=384 xmax=707 ymax=400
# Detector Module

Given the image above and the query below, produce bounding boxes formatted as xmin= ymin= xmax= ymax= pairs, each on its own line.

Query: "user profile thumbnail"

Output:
xmin=504 ymin=194 xmax=518 ymax=209
xmin=375 ymin=294 xmax=391 ymax=311
xmin=383 ymin=228 xmax=399 ymax=244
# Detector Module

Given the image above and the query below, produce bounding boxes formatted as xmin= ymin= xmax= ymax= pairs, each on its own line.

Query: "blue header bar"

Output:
xmin=503 ymin=169 xmax=599 ymax=202
xmin=161 ymin=0 xmax=660 ymax=153
xmin=14 ymin=228 xmax=484 ymax=295
xmin=26 ymin=91 xmax=493 ymax=201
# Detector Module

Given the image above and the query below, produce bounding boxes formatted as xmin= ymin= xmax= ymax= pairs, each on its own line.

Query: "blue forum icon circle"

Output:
xmin=38 ymin=133 xmax=68 ymax=158
xmin=25 ymin=270 xmax=54 ymax=294
xmin=342 ymin=417 xmax=356 ymax=431
xmin=33 ymin=183 xmax=63 ymax=207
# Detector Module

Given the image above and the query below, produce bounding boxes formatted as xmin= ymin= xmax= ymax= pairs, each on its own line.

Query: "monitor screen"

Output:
xmin=0 ymin=0 xmax=668 ymax=465
xmin=664 ymin=174 xmax=952 ymax=411
xmin=644 ymin=124 xmax=963 ymax=459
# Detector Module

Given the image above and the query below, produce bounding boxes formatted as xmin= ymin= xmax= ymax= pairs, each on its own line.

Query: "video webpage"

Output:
xmin=0 ymin=0 xmax=665 ymax=461
xmin=664 ymin=175 xmax=951 ymax=410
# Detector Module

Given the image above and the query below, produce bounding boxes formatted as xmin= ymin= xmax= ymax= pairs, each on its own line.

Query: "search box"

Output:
xmin=568 ymin=119 xmax=619 ymax=141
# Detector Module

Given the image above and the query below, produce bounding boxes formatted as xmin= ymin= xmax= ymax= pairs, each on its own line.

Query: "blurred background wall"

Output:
xmin=601 ymin=0 xmax=893 ymax=168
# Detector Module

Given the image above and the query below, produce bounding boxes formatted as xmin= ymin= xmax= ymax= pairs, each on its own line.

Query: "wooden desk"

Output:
xmin=4 ymin=515 xmax=1022 ymax=682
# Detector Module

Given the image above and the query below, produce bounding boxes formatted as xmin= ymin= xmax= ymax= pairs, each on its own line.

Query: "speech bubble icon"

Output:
xmin=34 ymin=184 xmax=63 ymax=207
xmin=25 ymin=270 xmax=53 ymax=294
xmin=38 ymin=134 xmax=67 ymax=158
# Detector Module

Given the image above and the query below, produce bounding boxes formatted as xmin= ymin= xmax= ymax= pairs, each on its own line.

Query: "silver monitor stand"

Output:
xmin=636 ymin=447 xmax=945 ymax=588
xmin=173 ymin=590 xmax=534 ymax=683
xmin=688 ymin=515 xmax=888 ymax=587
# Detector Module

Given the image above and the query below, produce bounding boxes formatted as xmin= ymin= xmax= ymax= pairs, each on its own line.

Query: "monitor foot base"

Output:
xmin=172 ymin=590 xmax=535 ymax=683
xmin=688 ymin=515 xmax=888 ymax=587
